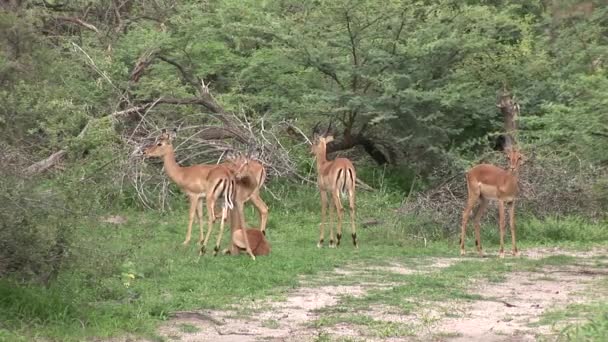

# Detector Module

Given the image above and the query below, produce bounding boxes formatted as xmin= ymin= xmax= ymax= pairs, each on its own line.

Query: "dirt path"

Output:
xmin=158 ymin=247 xmax=608 ymax=342
xmin=432 ymin=264 xmax=608 ymax=341
xmin=158 ymin=258 xmax=456 ymax=341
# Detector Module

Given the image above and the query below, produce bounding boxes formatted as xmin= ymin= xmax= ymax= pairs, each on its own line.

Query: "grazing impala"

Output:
xmin=459 ymin=147 xmax=524 ymax=258
xmin=142 ymin=129 xmax=255 ymax=260
xmin=222 ymin=152 xmax=269 ymax=235
xmin=311 ymin=123 xmax=357 ymax=248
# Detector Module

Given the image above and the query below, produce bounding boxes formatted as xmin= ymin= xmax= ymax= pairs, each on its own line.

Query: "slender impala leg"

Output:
xmin=234 ymin=200 xmax=255 ymax=260
xmin=318 ymin=191 xmax=328 ymax=247
xmin=498 ymin=200 xmax=506 ymax=258
xmin=213 ymin=206 xmax=230 ymax=257
xmin=332 ymin=190 xmax=344 ymax=247
xmin=196 ymin=198 xmax=205 ymax=244
xmin=200 ymin=195 xmax=218 ymax=255
xmin=473 ymin=198 xmax=488 ymax=257
xmin=348 ymin=185 xmax=357 ymax=248
xmin=184 ymin=195 xmax=198 ymax=245
xmin=460 ymin=195 xmax=478 ymax=256
xmin=327 ymin=192 xmax=335 ymax=248
xmin=509 ymin=201 xmax=519 ymax=256
xmin=250 ymin=193 xmax=269 ymax=235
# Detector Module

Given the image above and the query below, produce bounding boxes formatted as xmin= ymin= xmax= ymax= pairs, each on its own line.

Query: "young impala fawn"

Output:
xmin=311 ymin=123 xmax=357 ymax=248
xmin=228 ymin=205 xmax=271 ymax=256
xmin=142 ymin=129 xmax=255 ymax=260
xmin=459 ymin=147 xmax=524 ymax=258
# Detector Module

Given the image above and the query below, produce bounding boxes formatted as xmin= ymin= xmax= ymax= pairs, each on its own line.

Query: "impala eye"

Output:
xmin=157 ymin=143 xmax=162 ymax=146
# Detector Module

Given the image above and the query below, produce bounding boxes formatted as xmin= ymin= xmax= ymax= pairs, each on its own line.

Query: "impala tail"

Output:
xmin=224 ymin=178 xmax=235 ymax=210
xmin=336 ymin=167 xmax=354 ymax=198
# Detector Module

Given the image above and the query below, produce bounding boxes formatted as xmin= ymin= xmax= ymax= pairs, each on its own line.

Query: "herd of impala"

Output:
xmin=142 ymin=124 xmax=524 ymax=261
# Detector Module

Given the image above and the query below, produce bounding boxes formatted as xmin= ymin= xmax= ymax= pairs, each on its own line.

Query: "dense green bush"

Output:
xmin=0 ymin=175 xmax=73 ymax=284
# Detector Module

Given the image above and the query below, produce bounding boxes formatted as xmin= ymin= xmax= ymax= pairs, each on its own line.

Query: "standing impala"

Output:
xmin=311 ymin=123 xmax=357 ymax=248
xmin=222 ymin=152 xmax=269 ymax=235
xmin=142 ymin=129 xmax=255 ymax=260
xmin=459 ymin=147 xmax=524 ymax=258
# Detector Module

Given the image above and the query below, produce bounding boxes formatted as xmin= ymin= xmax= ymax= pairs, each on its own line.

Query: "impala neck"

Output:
xmin=314 ymin=143 xmax=328 ymax=169
xmin=162 ymin=147 xmax=183 ymax=184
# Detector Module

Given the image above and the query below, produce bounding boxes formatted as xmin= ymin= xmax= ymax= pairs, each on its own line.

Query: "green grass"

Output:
xmin=312 ymin=314 xmax=414 ymax=337
xmin=0 ymin=185 xmax=607 ymax=341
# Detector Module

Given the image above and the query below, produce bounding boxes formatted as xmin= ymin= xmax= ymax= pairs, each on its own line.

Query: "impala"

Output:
xmin=221 ymin=152 xmax=269 ymax=235
xmin=311 ymin=123 xmax=357 ymax=248
xmin=142 ymin=129 xmax=255 ymax=260
xmin=228 ymin=205 xmax=271 ymax=256
xmin=459 ymin=147 xmax=524 ymax=258
xmin=232 ymin=228 xmax=270 ymax=256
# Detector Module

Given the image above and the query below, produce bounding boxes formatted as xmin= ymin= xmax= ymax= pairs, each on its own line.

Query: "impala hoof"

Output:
xmin=499 ymin=252 xmax=505 ymax=259
xmin=512 ymin=250 xmax=520 ymax=257
xmin=460 ymin=250 xmax=466 ymax=256
xmin=182 ymin=239 xmax=190 ymax=246
xmin=200 ymin=246 xmax=207 ymax=255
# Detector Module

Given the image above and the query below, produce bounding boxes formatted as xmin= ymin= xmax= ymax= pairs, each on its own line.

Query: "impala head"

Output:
xmin=143 ymin=128 xmax=177 ymax=157
xmin=225 ymin=150 xmax=249 ymax=177
xmin=310 ymin=121 xmax=335 ymax=155
xmin=506 ymin=148 xmax=525 ymax=171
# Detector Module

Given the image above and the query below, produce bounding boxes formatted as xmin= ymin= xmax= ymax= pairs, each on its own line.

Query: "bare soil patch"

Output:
xmin=523 ymin=246 xmax=608 ymax=260
xmin=430 ymin=265 xmax=608 ymax=341
xmin=157 ymin=248 xmax=608 ymax=342
xmin=158 ymin=257 xmax=456 ymax=341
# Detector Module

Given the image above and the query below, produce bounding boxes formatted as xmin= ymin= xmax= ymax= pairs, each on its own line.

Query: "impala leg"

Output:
xmin=473 ymin=198 xmax=488 ymax=257
xmin=327 ymin=192 xmax=336 ymax=248
xmin=200 ymin=197 xmax=217 ymax=255
xmin=213 ymin=206 xmax=230 ymax=257
xmin=348 ymin=187 xmax=357 ymax=248
xmin=250 ymin=193 xmax=269 ymax=235
xmin=509 ymin=201 xmax=519 ymax=256
xmin=184 ymin=195 xmax=198 ymax=245
xmin=196 ymin=198 xmax=205 ymax=244
xmin=460 ymin=196 xmax=478 ymax=256
xmin=318 ymin=191 xmax=328 ymax=248
xmin=332 ymin=191 xmax=344 ymax=247
xmin=235 ymin=201 xmax=255 ymax=260
xmin=498 ymin=200 xmax=506 ymax=259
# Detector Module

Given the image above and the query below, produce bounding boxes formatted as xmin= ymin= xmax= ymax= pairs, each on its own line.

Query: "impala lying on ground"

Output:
xmin=142 ymin=129 xmax=255 ymax=260
xmin=227 ymin=205 xmax=271 ymax=256
xmin=459 ymin=147 xmax=524 ymax=258
xmin=311 ymin=123 xmax=357 ymax=248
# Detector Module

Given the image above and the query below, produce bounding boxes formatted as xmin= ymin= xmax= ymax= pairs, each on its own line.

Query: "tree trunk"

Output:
xmin=496 ymin=88 xmax=520 ymax=150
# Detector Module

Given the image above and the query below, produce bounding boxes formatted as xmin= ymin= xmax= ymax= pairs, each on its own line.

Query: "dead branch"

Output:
xmin=55 ymin=16 xmax=100 ymax=33
xmin=130 ymin=48 xmax=160 ymax=83
xmin=24 ymin=150 xmax=67 ymax=176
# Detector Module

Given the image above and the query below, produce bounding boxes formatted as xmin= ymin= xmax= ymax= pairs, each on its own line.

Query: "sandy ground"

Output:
xmin=156 ymin=247 xmax=608 ymax=342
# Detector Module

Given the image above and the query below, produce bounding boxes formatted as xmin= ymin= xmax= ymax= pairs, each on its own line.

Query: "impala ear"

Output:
xmin=325 ymin=135 xmax=334 ymax=143
xmin=158 ymin=128 xmax=170 ymax=141
xmin=168 ymin=128 xmax=177 ymax=141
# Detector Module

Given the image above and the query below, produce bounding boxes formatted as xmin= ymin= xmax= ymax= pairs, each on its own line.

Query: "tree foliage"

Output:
xmin=0 ymin=0 xmax=606 ymax=201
